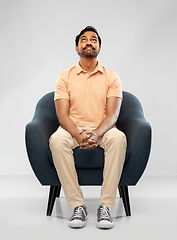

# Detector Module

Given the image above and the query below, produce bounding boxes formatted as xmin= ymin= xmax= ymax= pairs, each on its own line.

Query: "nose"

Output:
xmin=86 ymin=43 xmax=93 ymax=47
xmin=84 ymin=38 xmax=92 ymax=45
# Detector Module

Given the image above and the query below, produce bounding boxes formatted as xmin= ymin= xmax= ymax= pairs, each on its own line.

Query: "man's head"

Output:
xmin=75 ymin=26 xmax=101 ymax=59
xmin=75 ymin=26 xmax=101 ymax=47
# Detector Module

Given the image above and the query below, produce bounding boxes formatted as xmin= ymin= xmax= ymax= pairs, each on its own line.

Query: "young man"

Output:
xmin=49 ymin=26 xmax=127 ymax=229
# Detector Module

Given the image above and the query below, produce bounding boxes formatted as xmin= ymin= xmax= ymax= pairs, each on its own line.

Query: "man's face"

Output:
xmin=76 ymin=31 xmax=101 ymax=59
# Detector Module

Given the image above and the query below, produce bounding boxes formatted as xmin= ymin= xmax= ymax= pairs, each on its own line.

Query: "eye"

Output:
xmin=91 ymin=38 xmax=97 ymax=43
xmin=81 ymin=38 xmax=86 ymax=42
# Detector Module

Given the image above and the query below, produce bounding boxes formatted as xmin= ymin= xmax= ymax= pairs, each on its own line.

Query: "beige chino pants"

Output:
xmin=49 ymin=126 xmax=127 ymax=209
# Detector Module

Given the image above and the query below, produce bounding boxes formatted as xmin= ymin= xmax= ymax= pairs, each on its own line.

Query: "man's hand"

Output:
xmin=79 ymin=129 xmax=100 ymax=149
xmin=75 ymin=129 xmax=93 ymax=148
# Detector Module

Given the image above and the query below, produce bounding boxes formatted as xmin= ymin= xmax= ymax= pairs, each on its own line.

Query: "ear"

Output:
xmin=98 ymin=46 xmax=101 ymax=54
xmin=75 ymin=46 xmax=79 ymax=54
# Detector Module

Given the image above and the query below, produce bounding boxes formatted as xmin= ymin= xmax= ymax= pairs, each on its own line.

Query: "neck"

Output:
xmin=79 ymin=57 xmax=98 ymax=74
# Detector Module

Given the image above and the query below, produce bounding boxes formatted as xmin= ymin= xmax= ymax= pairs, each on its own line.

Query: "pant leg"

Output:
xmin=49 ymin=127 xmax=85 ymax=209
xmin=98 ymin=127 xmax=127 ymax=208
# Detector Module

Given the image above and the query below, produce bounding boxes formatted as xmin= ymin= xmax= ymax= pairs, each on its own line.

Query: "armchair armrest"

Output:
xmin=25 ymin=118 xmax=60 ymax=185
xmin=119 ymin=117 xmax=152 ymax=185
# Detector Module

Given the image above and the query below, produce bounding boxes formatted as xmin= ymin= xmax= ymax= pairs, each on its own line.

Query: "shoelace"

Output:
xmin=72 ymin=206 xmax=85 ymax=219
xmin=99 ymin=205 xmax=110 ymax=220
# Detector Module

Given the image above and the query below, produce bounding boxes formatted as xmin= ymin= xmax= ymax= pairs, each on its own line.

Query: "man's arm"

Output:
xmin=55 ymin=98 xmax=94 ymax=146
xmin=80 ymin=97 xmax=122 ymax=148
xmin=95 ymin=97 xmax=122 ymax=137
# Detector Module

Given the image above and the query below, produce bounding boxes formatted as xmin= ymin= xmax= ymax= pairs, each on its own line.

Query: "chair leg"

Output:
xmin=118 ymin=185 xmax=122 ymax=198
xmin=46 ymin=185 xmax=61 ymax=216
xmin=118 ymin=186 xmax=131 ymax=216
xmin=56 ymin=185 xmax=61 ymax=198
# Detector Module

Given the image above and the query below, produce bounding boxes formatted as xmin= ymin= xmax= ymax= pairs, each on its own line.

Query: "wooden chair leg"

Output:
xmin=46 ymin=185 xmax=61 ymax=216
xmin=118 ymin=186 xmax=131 ymax=216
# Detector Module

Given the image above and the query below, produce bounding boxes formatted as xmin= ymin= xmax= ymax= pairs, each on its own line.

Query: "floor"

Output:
xmin=0 ymin=175 xmax=177 ymax=239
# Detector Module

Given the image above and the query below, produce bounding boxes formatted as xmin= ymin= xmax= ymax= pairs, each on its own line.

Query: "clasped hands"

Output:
xmin=78 ymin=129 xmax=100 ymax=149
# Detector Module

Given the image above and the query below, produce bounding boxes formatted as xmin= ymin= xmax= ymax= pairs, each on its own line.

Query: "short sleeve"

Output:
xmin=107 ymin=71 xmax=122 ymax=99
xmin=54 ymin=73 xmax=69 ymax=101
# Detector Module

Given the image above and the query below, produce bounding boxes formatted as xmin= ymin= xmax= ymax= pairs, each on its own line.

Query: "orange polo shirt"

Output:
xmin=54 ymin=62 xmax=122 ymax=126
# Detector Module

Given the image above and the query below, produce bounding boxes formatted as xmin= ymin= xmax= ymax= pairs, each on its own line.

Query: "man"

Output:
xmin=49 ymin=26 xmax=127 ymax=229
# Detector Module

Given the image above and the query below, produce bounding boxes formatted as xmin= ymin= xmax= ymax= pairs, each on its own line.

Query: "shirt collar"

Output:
xmin=76 ymin=61 xmax=104 ymax=75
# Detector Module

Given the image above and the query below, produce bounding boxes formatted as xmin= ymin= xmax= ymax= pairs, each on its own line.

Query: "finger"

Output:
xmin=92 ymin=131 xmax=97 ymax=136
xmin=87 ymin=144 xmax=96 ymax=149
xmin=80 ymin=142 xmax=89 ymax=147
xmin=88 ymin=135 xmax=98 ymax=143
xmin=81 ymin=143 xmax=96 ymax=149
xmin=87 ymin=138 xmax=95 ymax=144
xmin=85 ymin=130 xmax=95 ymax=135
xmin=84 ymin=130 xmax=97 ymax=136
xmin=80 ymin=146 xmax=88 ymax=149
xmin=79 ymin=129 xmax=86 ymax=134
xmin=81 ymin=133 xmax=92 ymax=142
xmin=81 ymin=137 xmax=87 ymax=142
xmin=81 ymin=135 xmax=91 ymax=142
xmin=86 ymin=133 xmax=92 ymax=139
xmin=80 ymin=144 xmax=90 ymax=149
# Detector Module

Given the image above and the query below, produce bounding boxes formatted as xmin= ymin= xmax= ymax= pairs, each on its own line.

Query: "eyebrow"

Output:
xmin=80 ymin=35 xmax=98 ymax=39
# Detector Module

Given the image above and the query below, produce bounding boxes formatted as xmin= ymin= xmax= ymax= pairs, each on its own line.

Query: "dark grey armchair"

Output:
xmin=25 ymin=91 xmax=151 ymax=217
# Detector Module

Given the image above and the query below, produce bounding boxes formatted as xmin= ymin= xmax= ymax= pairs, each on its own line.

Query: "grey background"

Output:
xmin=0 ymin=0 xmax=176 ymax=175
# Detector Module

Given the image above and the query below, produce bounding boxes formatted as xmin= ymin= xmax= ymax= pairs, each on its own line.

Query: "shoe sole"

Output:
xmin=68 ymin=216 xmax=88 ymax=228
xmin=96 ymin=220 xmax=114 ymax=229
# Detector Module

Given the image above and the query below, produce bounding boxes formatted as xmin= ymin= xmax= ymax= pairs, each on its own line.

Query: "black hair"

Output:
xmin=75 ymin=26 xmax=102 ymax=47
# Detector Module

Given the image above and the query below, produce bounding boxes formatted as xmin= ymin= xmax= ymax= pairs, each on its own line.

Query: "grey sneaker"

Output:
xmin=97 ymin=205 xmax=114 ymax=229
xmin=68 ymin=205 xmax=88 ymax=228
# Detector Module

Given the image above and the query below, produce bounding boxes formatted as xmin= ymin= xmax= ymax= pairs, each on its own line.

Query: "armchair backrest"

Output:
xmin=116 ymin=91 xmax=145 ymax=132
xmin=33 ymin=92 xmax=58 ymax=126
xmin=33 ymin=91 xmax=146 ymax=135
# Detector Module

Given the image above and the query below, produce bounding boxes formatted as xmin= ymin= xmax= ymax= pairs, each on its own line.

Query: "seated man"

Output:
xmin=49 ymin=26 xmax=127 ymax=229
